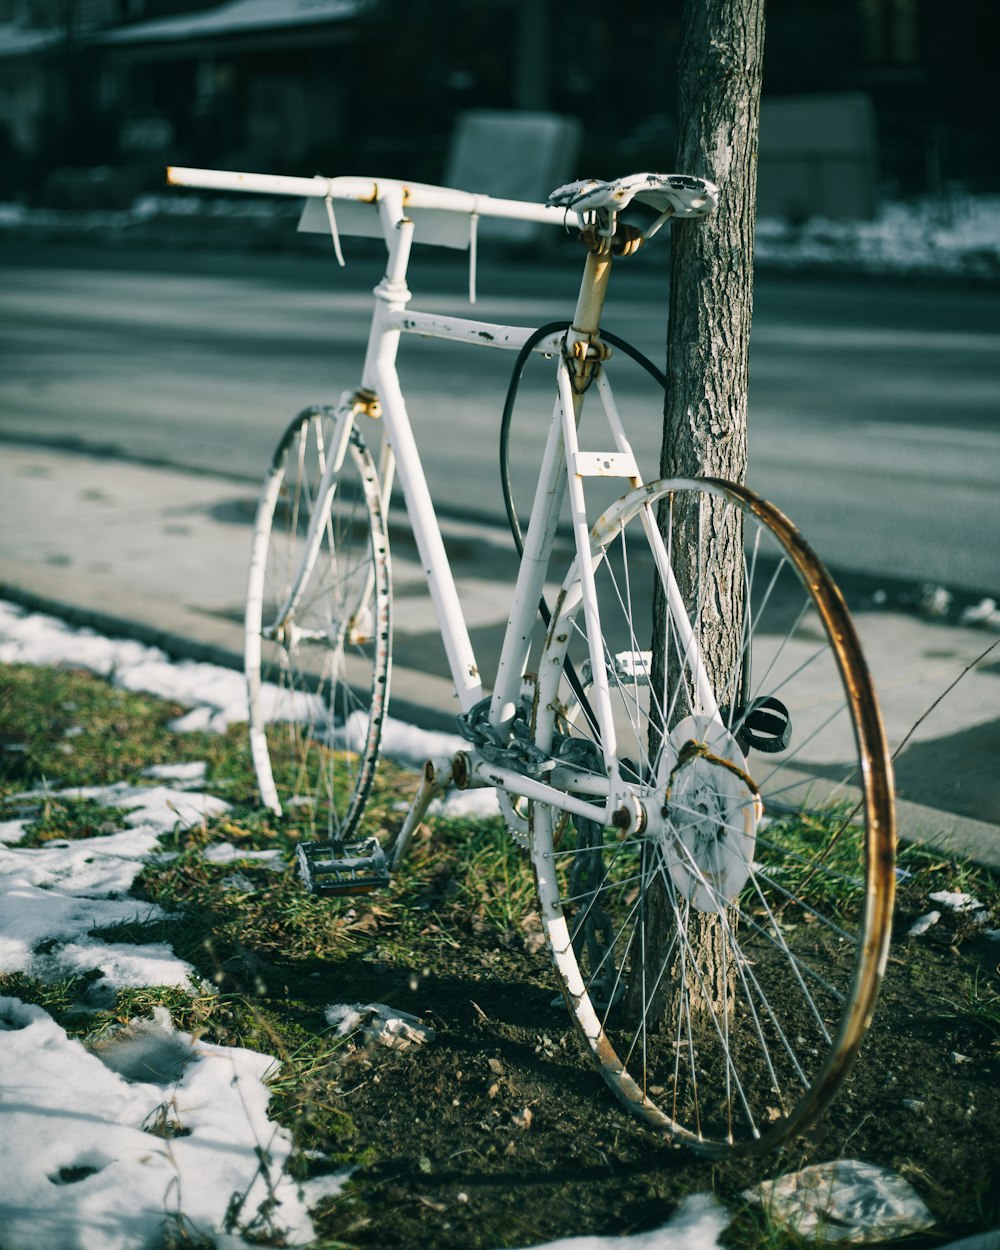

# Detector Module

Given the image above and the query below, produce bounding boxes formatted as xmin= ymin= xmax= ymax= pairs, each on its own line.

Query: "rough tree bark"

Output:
xmin=662 ymin=0 xmax=765 ymax=487
xmin=631 ymin=0 xmax=766 ymax=1028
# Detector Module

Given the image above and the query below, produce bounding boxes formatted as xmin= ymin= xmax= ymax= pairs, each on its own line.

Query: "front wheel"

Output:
xmin=531 ymin=477 xmax=895 ymax=1154
xmin=245 ymin=408 xmax=391 ymax=847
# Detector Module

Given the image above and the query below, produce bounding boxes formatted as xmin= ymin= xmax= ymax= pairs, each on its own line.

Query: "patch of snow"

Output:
xmin=0 ymin=818 xmax=29 ymax=844
xmin=502 ymin=1193 xmax=730 ymax=1250
xmin=929 ymin=890 xmax=984 ymax=912
xmin=143 ymin=761 xmax=208 ymax=787
xmin=960 ymin=598 xmax=1000 ymax=631
xmin=203 ymin=842 xmax=284 ymax=868
xmin=86 ymin=1006 xmax=194 ymax=1084
xmin=58 ymin=940 xmax=196 ymax=990
xmin=0 ymin=600 xmax=467 ymax=768
xmin=13 ymin=780 xmax=230 ymax=833
xmin=375 ymin=714 xmax=466 ymax=767
xmin=0 ymin=780 xmax=225 ymax=989
xmin=0 ymin=882 xmax=171 ymax=980
xmin=0 ymin=996 xmax=319 ymax=1249
xmin=430 ymin=786 xmax=502 ymax=819
xmin=1 ymin=825 xmax=168 ymax=894
xmin=754 ymin=194 xmax=1000 ymax=281
xmin=0 ymin=607 xmax=368 ymax=1244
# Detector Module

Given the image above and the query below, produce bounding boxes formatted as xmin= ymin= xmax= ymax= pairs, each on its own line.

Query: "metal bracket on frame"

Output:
xmin=351 ymin=387 xmax=382 ymax=419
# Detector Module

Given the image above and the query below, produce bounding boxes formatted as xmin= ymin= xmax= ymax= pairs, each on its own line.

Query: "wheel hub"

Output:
xmin=656 ymin=714 xmax=759 ymax=913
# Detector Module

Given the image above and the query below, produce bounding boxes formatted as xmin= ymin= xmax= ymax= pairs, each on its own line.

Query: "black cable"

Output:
xmin=499 ymin=323 xmax=668 ymax=741
xmin=499 ymin=321 xmax=571 ymax=558
xmin=500 ymin=324 xmax=667 ymax=556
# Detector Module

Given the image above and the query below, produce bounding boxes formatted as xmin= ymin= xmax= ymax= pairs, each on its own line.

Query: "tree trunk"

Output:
xmin=632 ymin=0 xmax=765 ymax=1030
xmin=661 ymin=0 xmax=764 ymax=487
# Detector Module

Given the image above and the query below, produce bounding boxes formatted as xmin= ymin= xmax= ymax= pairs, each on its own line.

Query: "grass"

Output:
xmin=16 ymin=794 xmax=134 ymax=845
xmin=0 ymin=660 xmax=540 ymax=1151
xmin=896 ymin=839 xmax=1000 ymax=916
xmin=947 ymin=971 xmax=1000 ymax=1047
xmin=0 ymin=661 xmax=259 ymax=802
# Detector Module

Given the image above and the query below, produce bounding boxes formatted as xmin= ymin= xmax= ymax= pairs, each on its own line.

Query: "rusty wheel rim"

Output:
xmin=531 ymin=477 xmax=894 ymax=1155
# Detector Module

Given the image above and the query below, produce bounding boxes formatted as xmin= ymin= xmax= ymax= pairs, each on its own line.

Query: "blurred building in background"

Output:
xmin=0 ymin=0 xmax=996 ymax=211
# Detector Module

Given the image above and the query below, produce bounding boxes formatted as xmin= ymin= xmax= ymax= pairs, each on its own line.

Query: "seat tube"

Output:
xmin=557 ymin=360 xmax=620 ymax=767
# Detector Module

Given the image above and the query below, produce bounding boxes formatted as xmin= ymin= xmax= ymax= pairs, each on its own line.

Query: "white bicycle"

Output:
xmin=169 ymin=164 xmax=896 ymax=1156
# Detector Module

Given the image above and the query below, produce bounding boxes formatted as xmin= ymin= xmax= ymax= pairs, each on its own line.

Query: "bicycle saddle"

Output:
xmin=547 ymin=172 xmax=718 ymax=218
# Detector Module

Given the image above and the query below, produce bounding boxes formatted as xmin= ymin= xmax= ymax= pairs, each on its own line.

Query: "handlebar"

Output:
xmin=165 ymin=166 xmax=582 ymax=231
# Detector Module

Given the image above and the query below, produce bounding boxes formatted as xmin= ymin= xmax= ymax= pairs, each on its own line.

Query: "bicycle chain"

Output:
xmin=457 ymin=697 xmax=608 ymax=782
xmin=456 ymin=696 xmax=607 ymax=850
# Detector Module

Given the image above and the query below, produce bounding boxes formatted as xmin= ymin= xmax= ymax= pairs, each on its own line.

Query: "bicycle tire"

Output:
xmin=531 ymin=476 xmax=894 ymax=1154
xmin=245 ymin=409 xmax=391 ymax=845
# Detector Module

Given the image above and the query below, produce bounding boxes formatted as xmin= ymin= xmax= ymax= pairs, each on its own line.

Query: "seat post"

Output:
xmin=564 ymin=214 xmax=617 ymax=389
xmin=571 ymin=248 xmax=613 ymax=338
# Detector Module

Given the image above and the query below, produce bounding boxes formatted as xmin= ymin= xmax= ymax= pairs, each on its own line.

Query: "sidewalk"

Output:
xmin=2 ymin=441 xmax=998 ymax=868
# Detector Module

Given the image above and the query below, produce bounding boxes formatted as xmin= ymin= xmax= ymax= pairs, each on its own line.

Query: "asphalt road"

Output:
xmin=2 ymin=242 xmax=998 ymax=598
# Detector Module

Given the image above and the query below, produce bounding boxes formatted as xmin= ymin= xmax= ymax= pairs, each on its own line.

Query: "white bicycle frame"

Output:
xmin=168 ymin=166 xmax=719 ymax=828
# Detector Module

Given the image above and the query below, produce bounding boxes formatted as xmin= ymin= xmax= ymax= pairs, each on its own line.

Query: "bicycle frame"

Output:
xmin=170 ymin=166 xmax=719 ymax=827
xmin=354 ymin=207 xmax=720 ymax=826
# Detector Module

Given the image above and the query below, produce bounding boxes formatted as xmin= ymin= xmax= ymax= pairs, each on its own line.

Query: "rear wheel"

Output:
xmin=532 ymin=477 xmax=895 ymax=1154
xmin=245 ymin=408 xmax=391 ymax=848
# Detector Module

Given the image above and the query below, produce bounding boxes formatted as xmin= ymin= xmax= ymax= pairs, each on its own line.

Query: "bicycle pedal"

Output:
xmin=296 ymin=837 xmax=390 ymax=896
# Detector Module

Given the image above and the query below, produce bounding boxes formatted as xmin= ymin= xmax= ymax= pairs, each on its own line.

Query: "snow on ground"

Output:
xmin=0 ymin=598 xmax=499 ymax=814
xmin=749 ymin=194 xmax=1000 ymax=280
xmin=0 ymin=603 xmax=366 ymax=1246
xmin=503 ymin=1194 xmax=730 ymax=1250
xmin=0 ymin=600 xmax=503 ymax=1247
xmin=3 ymin=190 xmax=998 ymax=281
xmin=0 ymin=599 xmax=727 ymax=1248
xmin=0 ymin=998 xmax=346 ymax=1250
xmin=0 ymin=598 xmax=474 ymax=760
xmin=0 ymin=781 xmax=227 ymax=989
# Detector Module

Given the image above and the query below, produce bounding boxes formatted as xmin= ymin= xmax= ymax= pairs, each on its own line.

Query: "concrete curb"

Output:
xmin=3 ymin=568 xmax=998 ymax=872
